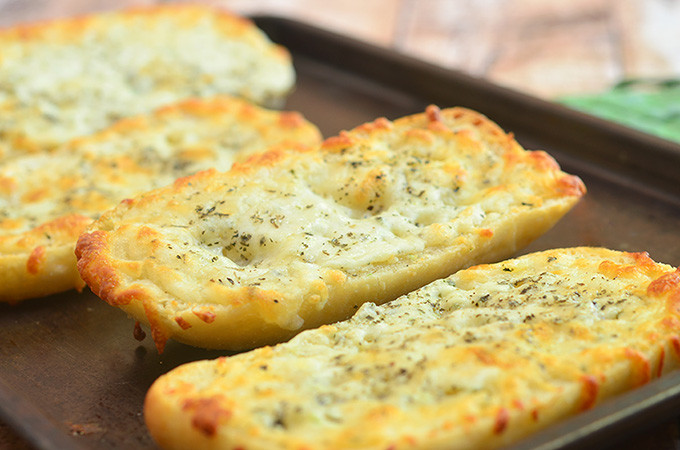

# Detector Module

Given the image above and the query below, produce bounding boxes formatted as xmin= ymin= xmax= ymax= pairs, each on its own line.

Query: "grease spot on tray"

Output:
xmin=65 ymin=421 xmax=105 ymax=436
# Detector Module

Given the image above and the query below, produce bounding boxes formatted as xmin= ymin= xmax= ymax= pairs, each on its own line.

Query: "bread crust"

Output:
xmin=0 ymin=96 xmax=321 ymax=303
xmin=0 ymin=4 xmax=294 ymax=159
xmin=76 ymin=106 xmax=585 ymax=351
xmin=144 ymin=247 xmax=680 ymax=450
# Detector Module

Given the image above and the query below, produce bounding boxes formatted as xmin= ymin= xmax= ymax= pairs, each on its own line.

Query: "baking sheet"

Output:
xmin=2 ymin=16 xmax=680 ymax=449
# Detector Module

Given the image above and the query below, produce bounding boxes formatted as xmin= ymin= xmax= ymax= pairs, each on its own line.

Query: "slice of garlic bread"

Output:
xmin=76 ymin=106 xmax=585 ymax=351
xmin=0 ymin=96 xmax=321 ymax=303
xmin=144 ymin=247 xmax=680 ymax=450
xmin=0 ymin=4 xmax=294 ymax=159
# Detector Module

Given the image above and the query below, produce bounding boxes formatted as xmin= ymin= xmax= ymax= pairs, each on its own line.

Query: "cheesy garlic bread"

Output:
xmin=144 ymin=247 xmax=680 ymax=450
xmin=0 ymin=4 xmax=294 ymax=159
xmin=76 ymin=106 xmax=585 ymax=351
xmin=0 ymin=97 xmax=321 ymax=302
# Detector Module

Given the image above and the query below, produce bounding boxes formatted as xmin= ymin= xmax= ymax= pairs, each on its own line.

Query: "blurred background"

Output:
xmin=2 ymin=0 xmax=679 ymax=141
xmin=2 ymin=0 xmax=680 ymax=97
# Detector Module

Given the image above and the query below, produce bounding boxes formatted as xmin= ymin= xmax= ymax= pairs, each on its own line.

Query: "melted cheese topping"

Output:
xmin=112 ymin=132 xmax=498 ymax=288
xmin=0 ymin=5 xmax=294 ymax=158
xmin=145 ymin=248 xmax=680 ymax=450
xmin=77 ymin=106 xmax=585 ymax=350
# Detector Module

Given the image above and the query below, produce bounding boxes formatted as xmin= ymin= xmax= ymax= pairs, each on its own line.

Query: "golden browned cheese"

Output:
xmin=76 ymin=106 xmax=585 ymax=352
xmin=0 ymin=4 xmax=295 ymax=159
xmin=0 ymin=97 xmax=321 ymax=303
xmin=144 ymin=248 xmax=680 ymax=450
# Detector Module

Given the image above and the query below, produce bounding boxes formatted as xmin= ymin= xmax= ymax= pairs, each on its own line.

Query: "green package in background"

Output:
xmin=559 ymin=79 xmax=680 ymax=144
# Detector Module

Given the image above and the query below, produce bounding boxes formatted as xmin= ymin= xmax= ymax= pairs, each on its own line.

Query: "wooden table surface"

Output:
xmin=1 ymin=1 xmax=679 ymax=449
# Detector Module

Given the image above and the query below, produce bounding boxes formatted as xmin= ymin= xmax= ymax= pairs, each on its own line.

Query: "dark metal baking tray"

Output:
xmin=2 ymin=15 xmax=680 ymax=450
